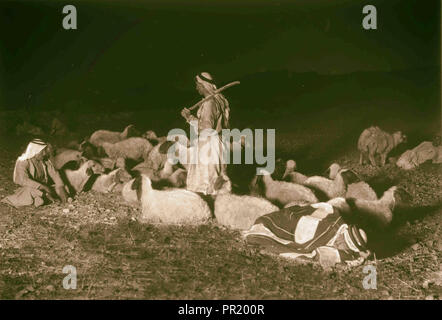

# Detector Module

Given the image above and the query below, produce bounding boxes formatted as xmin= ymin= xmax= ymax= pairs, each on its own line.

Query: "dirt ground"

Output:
xmin=0 ymin=109 xmax=440 ymax=300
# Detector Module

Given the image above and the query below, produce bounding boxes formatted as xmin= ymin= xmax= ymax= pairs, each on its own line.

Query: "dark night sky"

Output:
xmin=0 ymin=0 xmax=440 ymax=112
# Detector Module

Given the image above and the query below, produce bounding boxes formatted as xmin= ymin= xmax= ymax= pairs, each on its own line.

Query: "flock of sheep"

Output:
xmin=49 ymin=122 xmax=409 ymax=232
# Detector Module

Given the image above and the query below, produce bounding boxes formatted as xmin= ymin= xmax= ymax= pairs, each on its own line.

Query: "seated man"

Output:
xmin=2 ymin=139 xmax=68 ymax=208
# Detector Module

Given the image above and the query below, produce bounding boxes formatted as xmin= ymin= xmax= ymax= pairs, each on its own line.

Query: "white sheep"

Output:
xmin=142 ymin=130 xmax=167 ymax=145
xmin=214 ymin=193 xmax=279 ymax=230
xmin=326 ymin=163 xmax=377 ymax=201
xmin=53 ymin=148 xmax=83 ymax=170
xmin=339 ymin=186 xmax=407 ymax=228
xmin=101 ymin=137 xmax=153 ymax=163
xmin=256 ymin=169 xmax=319 ymax=207
xmin=140 ymin=139 xmax=176 ymax=171
xmin=89 ymin=124 xmax=138 ymax=147
xmin=92 ymin=168 xmax=132 ymax=193
xmin=282 ymin=159 xmax=308 ymax=184
xmin=64 ymin=160 xmax=105 ymax=194
xmin=138 ymin=174 xmax=212 ymax=225
xmin=121 ymin=178 xmax=139 ymax=204
xmin=133 ymin=160 xmax=187 ymax=188
xmin=121 ymin=164 xmax=186 ymax=204
xmin=303 ymin=163 xmax=359 ymax=200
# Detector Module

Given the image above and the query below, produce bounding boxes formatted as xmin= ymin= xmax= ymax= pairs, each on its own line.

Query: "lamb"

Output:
xmin=52 ymin=148 xmax=83 ymax=170
xmin=89 ymin=124 xmax=139 ymax=147
xmin=101 ymin=137 xmax=153 ymax=163
xmin=325 ymin=163 xmax=377 ymax=201
xmin=358 ymin=126 xmax=407 ymax=166
xmin=255 ymin=169 xmax=319 ymax=207
xmin=303 ymin=163 xmax=360 ymax=200
xmin=63 ymin=160 xmax=105 ymax=194
xmin=282 ymin=159 xmax=308 ymax=184
xmin=214 ymin=193 xmax=279 ymax=230
xmin=91 ymin=168 xmax=132 ymax=193
xmin=138 ymin=174 xmax=212 ymax=225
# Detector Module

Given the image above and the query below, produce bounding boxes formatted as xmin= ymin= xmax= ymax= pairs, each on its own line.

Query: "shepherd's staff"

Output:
xmin=183 ymin=81 xmax=240 ymax=112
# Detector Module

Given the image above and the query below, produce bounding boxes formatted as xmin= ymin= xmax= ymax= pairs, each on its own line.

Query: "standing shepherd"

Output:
xmin=2 ymin=139 xmax=68 ymax=208
xmin=180 ymin=72 xmax=231 ymax=195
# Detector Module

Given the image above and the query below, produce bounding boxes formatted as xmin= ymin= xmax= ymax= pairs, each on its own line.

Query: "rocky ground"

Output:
xmin=0 ymin=113 xmax=440 ymax=300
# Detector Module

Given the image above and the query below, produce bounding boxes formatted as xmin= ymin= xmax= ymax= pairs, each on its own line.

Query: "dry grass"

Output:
xmin=0 ymin=109 xmax=440 ymax=300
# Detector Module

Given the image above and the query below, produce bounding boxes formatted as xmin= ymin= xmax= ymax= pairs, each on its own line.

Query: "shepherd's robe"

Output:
xmin=186 ymin=96 xmax=230 ymax=195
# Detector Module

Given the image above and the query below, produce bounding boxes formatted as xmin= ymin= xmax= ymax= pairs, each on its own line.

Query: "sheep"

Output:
xmin=337 ymin=186 xmax=409 ymax=229
xmin=101 ymin=137 xmax=153 ymax=163
xmin=142 ymin=130 xmax=167 ymax=145
xmin=91 ymin=168 xmax=132 ymax=193
xmin=52 ymin=148 xmax=83 ymax=170
xmin=79 ymin=141 xmax=107 ymax=159
xmin=137 ymin=174 xmax=212 ymax=225
xmin=358 ymin=126 xmax=407 ymax=166
xmin=345 ymin=182 xmax=378 ymax=201
xmin=121 ymin=178 xmax=139 ymax=204
xmin=132 ymin=159 xmax=174 ymax=181
xmin=303 ymin=163 xmax=360 ymax=200
xmin=141 ymin=139 xmax=176 ymax=171
xmin=214 ymin=193 xmax=279 ymax=230
xmin=167 ymin=168 xmax=187 ymax=188
xmin=282 ymin=159 xmax=308 ymax=184
xmin=133 ymin=160 xmax=187 ymax=188
xmin=89 ymin=124 xmax=139 ymax=147
xmin=122 ymin=160 xmax=186 ymax=205
xmin=325 ymin=163 xmax=377 ymax=201
xmin=63 ymin=160 xmax=105 ymax=194
xmin=255 ymin=169 xmax=319 ymax=207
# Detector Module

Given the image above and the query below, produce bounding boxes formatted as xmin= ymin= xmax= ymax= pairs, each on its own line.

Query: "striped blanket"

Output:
xmin=242 ymin=203 xmax=370 ymax=269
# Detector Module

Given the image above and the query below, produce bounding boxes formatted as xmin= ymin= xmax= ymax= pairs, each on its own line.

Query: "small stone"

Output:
xmin=67 ymin=197 xmax=73 ymax=203
xmin=15 ymin=288 xmax=28 ymax=299
xmin=25 ymin=285 xmax=34 ymax=292
xmin=425 ymin=240 xmax=434 ymax=248
xmin=422 ymin=280 xmax=430 ymax=289
xmin=425 ymin=295 xmax=434 ymax=300
xmin=381 ymin=290 xmax=390 ymax=296
xmin=45 ymin=285 xmax=55 ymax=292
xmin=62 ymin=209 xmax=70 ymax=214
xmin=411 ymin=243 xmax=420 ymax=251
